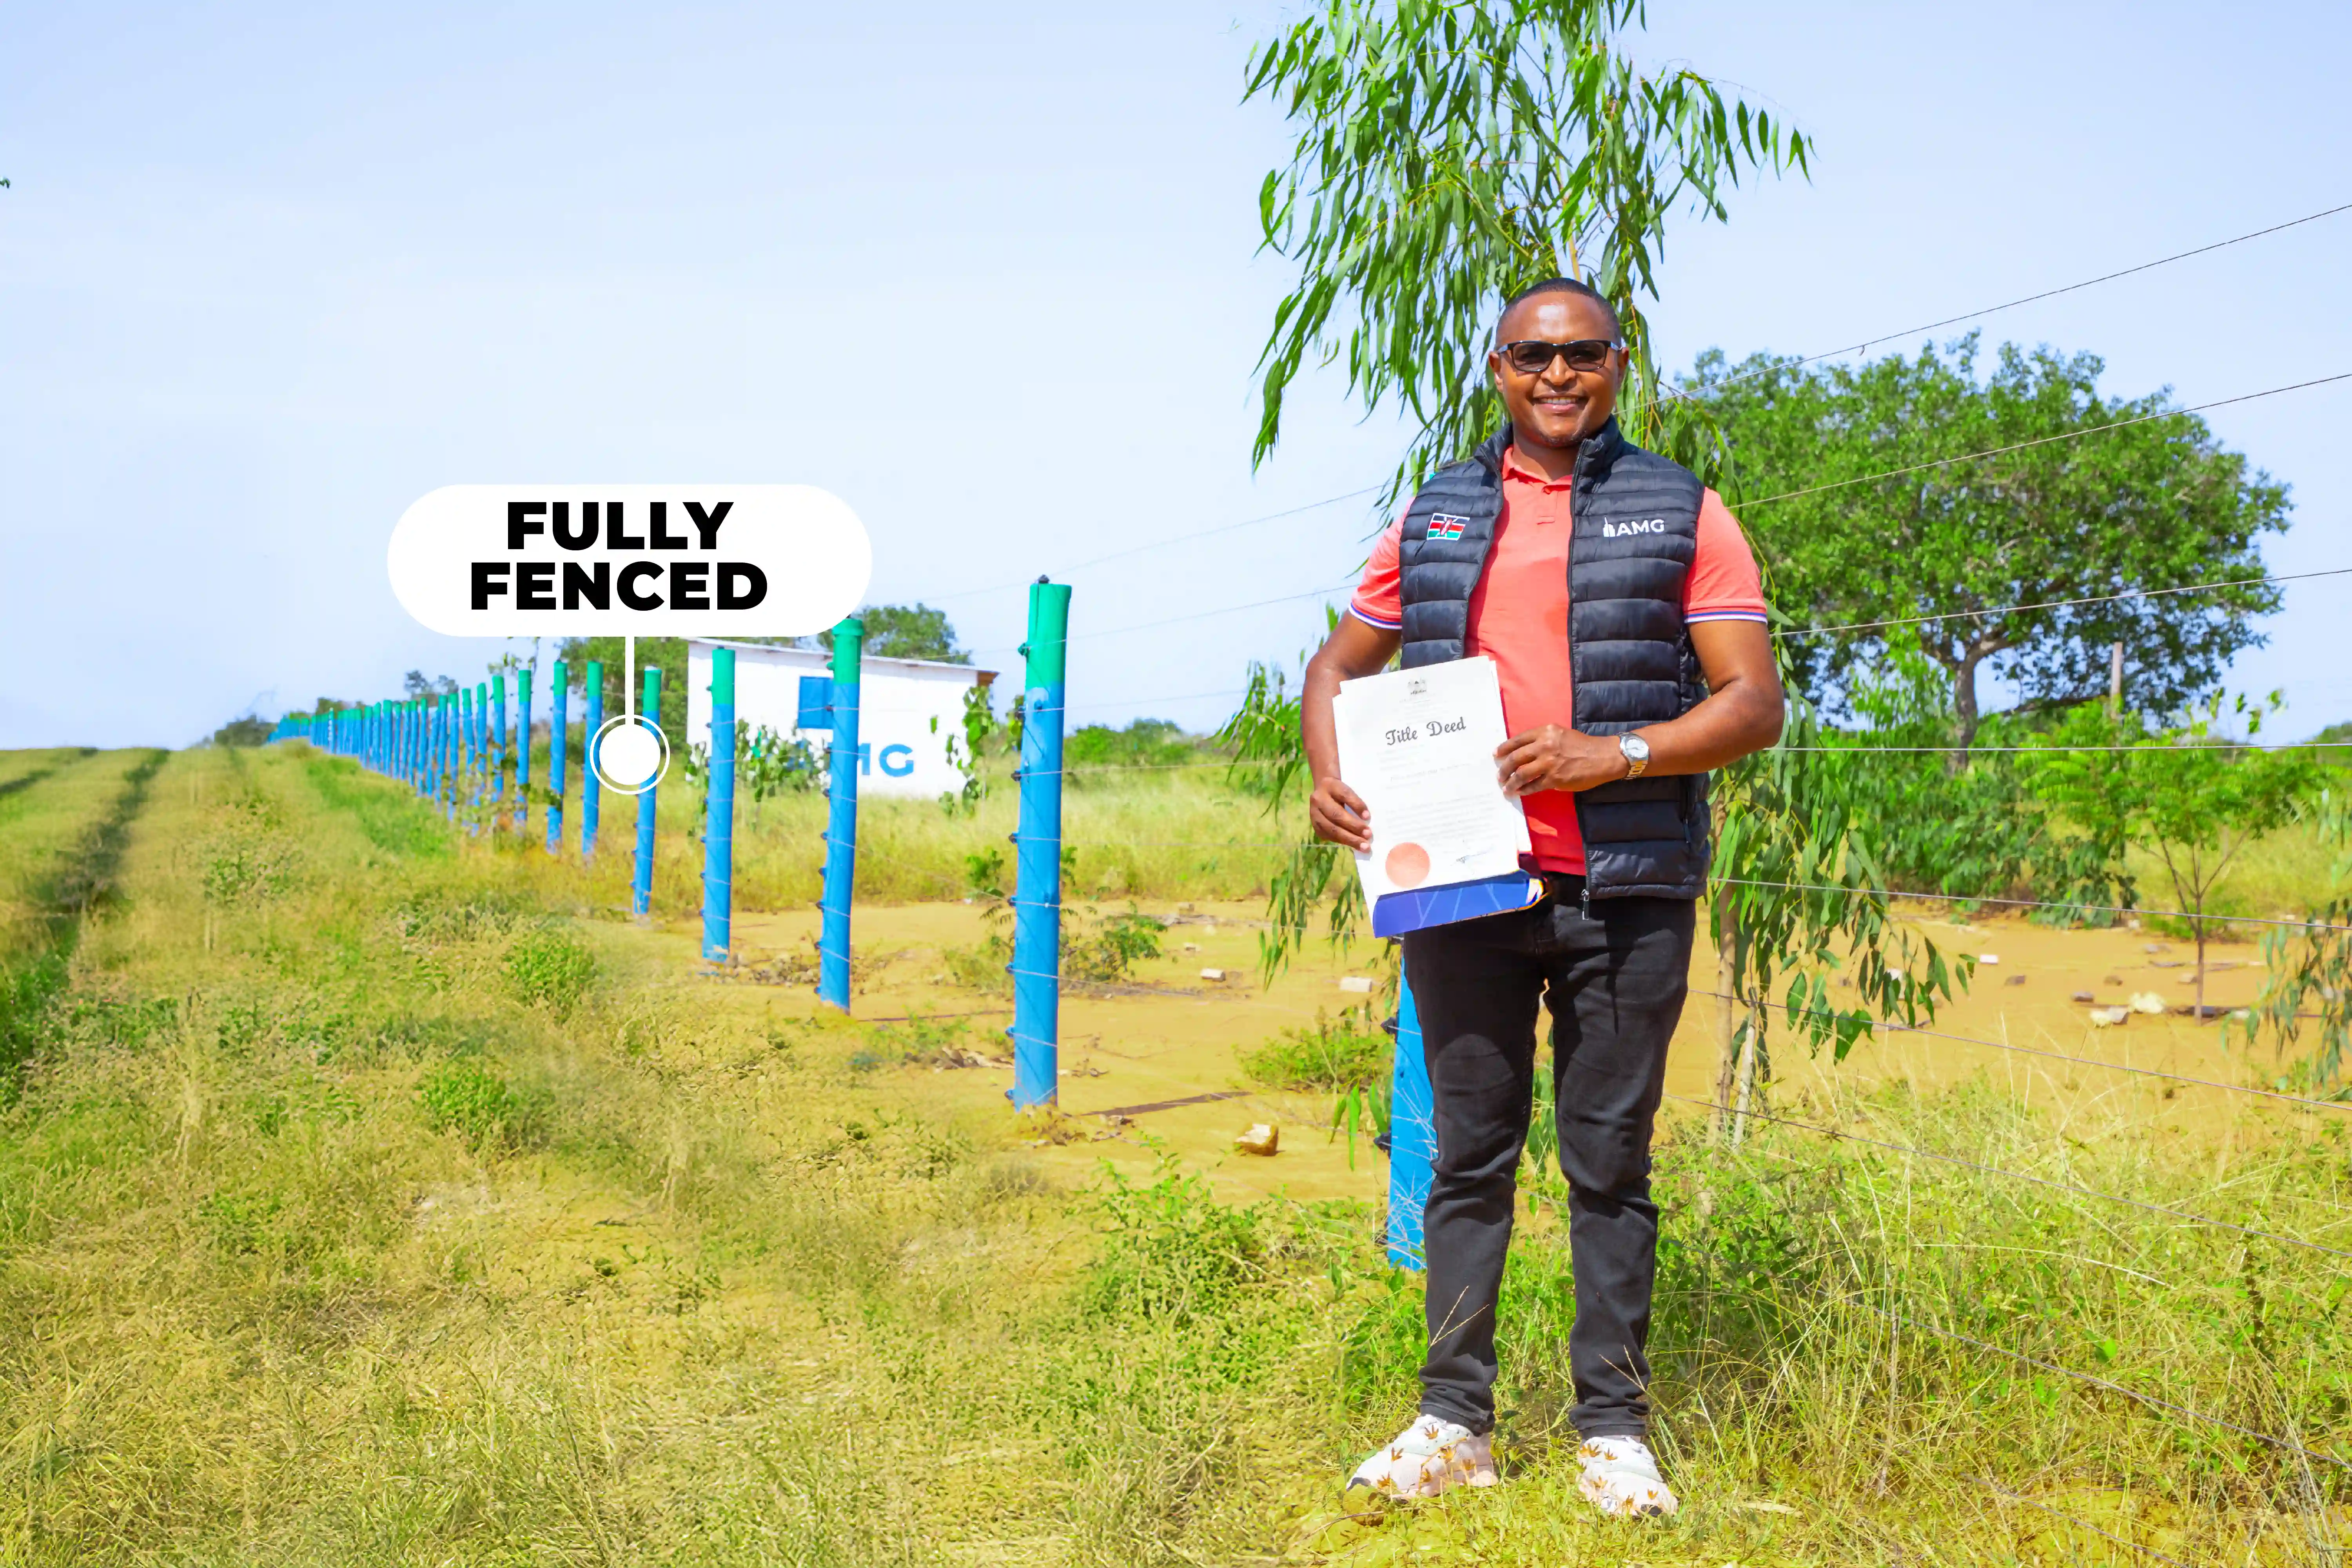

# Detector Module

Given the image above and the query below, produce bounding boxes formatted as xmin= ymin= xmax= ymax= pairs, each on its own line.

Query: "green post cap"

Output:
xmin=1024 ymin=581 xmax=1071 ymax=686
xmin=830 ymin=616 xmax=865 ymax=685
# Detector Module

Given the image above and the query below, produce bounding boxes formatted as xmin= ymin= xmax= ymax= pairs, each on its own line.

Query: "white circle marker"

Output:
xmin=592 ymin=714 xmax=669 ymax=795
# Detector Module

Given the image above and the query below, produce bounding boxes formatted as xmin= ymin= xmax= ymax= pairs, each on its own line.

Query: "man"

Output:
xmin=1300 ymin=277 xmax=1784 ymax=1517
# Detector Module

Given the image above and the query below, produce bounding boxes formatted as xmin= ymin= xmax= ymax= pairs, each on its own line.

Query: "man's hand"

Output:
xmin=1302 ymin=614 xmax=1402 ymax=853
xmin=1309 ymin=775 xmax=1373 ymax=851
xmin=1494 ymin=725 xmax=1628 ymax=797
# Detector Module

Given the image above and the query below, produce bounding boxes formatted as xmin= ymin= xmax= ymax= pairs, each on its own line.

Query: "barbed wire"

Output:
xmin=1063 ymin=687 xmax=1248 ymax=715
xmin=1693 ymin=199 xmax=2352 ymax=395
xmin=1773 ymin=565 xmax=2352 ymax=641
xmin=916 ymin=205 xmax=2352 ymax=622
xmin=1738 ymin=370 xmax=2352 ymax=509
xmin=1659 ymin=1093 xmax=2352 ymax=1261
xmin=1710 ymin=875 xmax=2352 ymax=936
xmin=920 ymin=487 xmax=1383 ymax=606
xmin=969 ymin=583 xmax=1350 ymax=660
xmin=1686 ymin=986 xmax=2352 ymax=1118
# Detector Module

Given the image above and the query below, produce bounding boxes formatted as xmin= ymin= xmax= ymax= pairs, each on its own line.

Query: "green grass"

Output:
xmin=466 ymin=733 xmax=1305 ymax=910
xmin=1240 ymin=1005 xmax=1392 ymax=1091
xmin=0 ymin=744 xmax=2347 ymax=1564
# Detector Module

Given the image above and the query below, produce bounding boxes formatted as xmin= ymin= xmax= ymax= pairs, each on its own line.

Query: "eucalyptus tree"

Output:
xmin=1245 ymin=0 xmax=1811 ymax=495
xmin=1236 ymin=1 xmax=1964 ymax=1132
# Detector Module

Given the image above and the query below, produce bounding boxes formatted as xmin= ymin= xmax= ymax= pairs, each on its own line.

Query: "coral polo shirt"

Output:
xmin=1348 ymin=445 xmax=1769 ymax=875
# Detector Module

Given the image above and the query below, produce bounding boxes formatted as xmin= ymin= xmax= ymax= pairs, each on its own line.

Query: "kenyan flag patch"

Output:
xmin=1426 ymin=514 xmax=1469 ymax=541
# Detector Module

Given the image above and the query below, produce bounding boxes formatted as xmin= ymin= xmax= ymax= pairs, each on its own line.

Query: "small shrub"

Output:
xmin=964 ymin=848 xmax=1006 ymax=899
xmin=1085 ymin=1152 xmax=1266 ymax=1322
xmin=1240 ymin=1006 xmax=1388 ymax=1091
xmin=943 ymin=905 xmax=1166 ymax=992
xmin=942 ymin=932 xmax=1012 ymax=992
xmin=418 ymin=1059 xmax=547 ymax=1153
xmin=1065 ymin=905 xmax=1165 ymax=983
xmin=505 ymin=927 xmax=598 ymax=1014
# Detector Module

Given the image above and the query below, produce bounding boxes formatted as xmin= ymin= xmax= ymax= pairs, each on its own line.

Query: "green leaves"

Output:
xmin=1245 ymin=0 xmax=1810 ymax=501
xmin=1711 ymin=698 xmax=1969 ymax=1066
xmin=1700 ymin=336 xmax=2291 ymax=737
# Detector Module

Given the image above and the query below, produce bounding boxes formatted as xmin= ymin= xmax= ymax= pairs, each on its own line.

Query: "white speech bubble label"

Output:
xmin=592 ymin=714 xmax=670 ymax=795
xmin=387 ymin=485 xmax=872 ymax=637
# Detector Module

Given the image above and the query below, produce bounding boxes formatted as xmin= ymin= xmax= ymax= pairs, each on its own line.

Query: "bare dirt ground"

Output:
xmin=602 ymin=898 xmax=2304 ymax=1209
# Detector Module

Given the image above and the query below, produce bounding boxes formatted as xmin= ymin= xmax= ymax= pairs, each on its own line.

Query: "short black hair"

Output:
xmin=1496 ymin=276 xmax=1622 ymax=343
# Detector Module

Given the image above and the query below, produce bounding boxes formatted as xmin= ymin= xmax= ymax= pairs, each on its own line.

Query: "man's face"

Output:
xmin=1487 ymin=293 xmax=1626 ymax=451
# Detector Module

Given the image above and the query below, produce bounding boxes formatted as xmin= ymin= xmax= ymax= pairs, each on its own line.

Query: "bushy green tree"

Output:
xmin=210 ymin=715 xmax=272 ymax=748
xmin=822 ymin=603 xmax=967 ymax=664
xmin=1698 ymin=336 xmax=2291 ymax=744
xmin=2031 ymin=693 xmax=2320 ymax=1018
xmin=1827 ymin=635 xmax=2131 ymax=917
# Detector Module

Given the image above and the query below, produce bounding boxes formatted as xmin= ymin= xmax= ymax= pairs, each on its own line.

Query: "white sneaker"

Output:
xmin=1576 ymin=1435 xmax=1679 ymax=1517
xmin=1345 ymin=1416 xmax=1499 ymax=1499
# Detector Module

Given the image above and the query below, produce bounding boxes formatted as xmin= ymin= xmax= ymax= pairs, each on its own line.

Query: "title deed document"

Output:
xmin=1332 ymin=655 xmax=1532 ymax=906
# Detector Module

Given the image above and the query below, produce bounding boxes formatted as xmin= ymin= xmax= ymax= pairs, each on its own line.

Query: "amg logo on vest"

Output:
xmin=1601 ymin=517 xmax=1668 ymax=538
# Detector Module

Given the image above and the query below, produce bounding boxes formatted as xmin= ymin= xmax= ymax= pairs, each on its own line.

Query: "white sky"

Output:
xmin=4 ymin=1 xmax=2348 ymax=746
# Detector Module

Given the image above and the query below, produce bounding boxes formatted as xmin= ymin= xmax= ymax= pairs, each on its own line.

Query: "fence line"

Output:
xmin=1772 ymin=564 xmax=2352 ymax=641
xmin=970 ymin=582 xmax=1352 ymax=659
xmin=1658 ymin=1093 xmax=2352 ymax=1261
xmin=924 ymin=487 xmax=1383 ymax=606
xmin=921 ymin=203 xmax=2352 ymax=615
xmin=1698 ymin=199 xmax=2352 ymax=394
xmin=1687 ymin=986 xmax=2352 ymax=1118
xmin=1710 ymin=875 xmax=2352 ymax=936
xmin=1740 ymin=371 xmax=2352 ymax=509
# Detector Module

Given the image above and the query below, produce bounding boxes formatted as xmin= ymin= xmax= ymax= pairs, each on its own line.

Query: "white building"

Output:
xmin=685 ymin=638 xmax=997 ymax=800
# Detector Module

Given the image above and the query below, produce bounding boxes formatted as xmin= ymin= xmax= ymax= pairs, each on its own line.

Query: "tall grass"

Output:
xmin=0 ymin=744 xmax=2346 ymax=1564
xmin=408 ymin=737 xmax=1306 ymax=913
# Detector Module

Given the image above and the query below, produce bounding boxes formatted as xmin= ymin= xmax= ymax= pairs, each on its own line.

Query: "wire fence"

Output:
xmin=1687 ymin=986 xmax=2352 ymax=1117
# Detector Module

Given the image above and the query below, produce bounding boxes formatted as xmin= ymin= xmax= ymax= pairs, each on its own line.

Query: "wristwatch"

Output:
xmin=1617 ymin=733 xmax=1651 ymax=779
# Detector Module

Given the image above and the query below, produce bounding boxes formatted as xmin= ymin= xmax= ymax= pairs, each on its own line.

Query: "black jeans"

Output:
xmin=1402 ymin=876 xmax=1693 ymax=1441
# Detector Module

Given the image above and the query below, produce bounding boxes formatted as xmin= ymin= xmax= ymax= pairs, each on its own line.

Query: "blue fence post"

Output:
xmin=1009 ymin=579 xmax=1070 ymax=1110
xmin=490 ymin=673 xmax=507 ymax=819
xmin=817 ymin=617 xmax=864 ymax=1013
xmin=548 ymin=660 xmax=568 ymax=856
xmin=1387 ymin=973 xmax=1436 ymax=1269
xmin=631 ymin=665 xmax=661 ymax=920
xmin=515 ymin=666 xmax=532 ymax=833
xmin=457 ymin=688 xmax=473 ymax=825
xmin=582 ymin=661 xmax=603 ymax=860
xmin=425 ymin=697 xmax=439 ymax=804
xmin=702 ymin=648 xmax=737 ymax=964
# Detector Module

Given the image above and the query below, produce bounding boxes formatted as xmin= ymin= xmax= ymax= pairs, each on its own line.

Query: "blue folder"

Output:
xmin=1370 ymin=870 xmax=1546 ymax=938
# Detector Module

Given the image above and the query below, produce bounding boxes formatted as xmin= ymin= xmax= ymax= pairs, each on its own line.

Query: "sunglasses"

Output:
xmin=1495 ymin=338 xmax=1621 ymax=375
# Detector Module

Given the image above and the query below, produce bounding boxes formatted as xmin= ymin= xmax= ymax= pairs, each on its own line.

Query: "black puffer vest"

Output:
xmin=1397 ymin=417 xmax=1710 ymax=900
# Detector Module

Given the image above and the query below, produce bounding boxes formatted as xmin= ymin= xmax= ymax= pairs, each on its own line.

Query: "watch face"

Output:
xmin=1622 ymin=735 xmax=1650 ymax=761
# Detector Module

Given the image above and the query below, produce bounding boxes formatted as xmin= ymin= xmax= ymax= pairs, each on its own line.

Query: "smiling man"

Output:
xmin=1299 ymin=278 xmax=1784 ymax=1517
